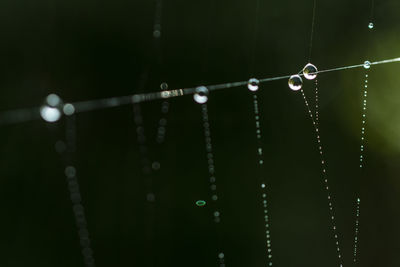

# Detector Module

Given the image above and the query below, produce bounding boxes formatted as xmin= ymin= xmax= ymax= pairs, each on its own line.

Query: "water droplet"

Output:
xmin=303 ymin=63 xmax=318 ymax=80
xmin=357 ymin=198 xmax=361 ymax=203
xmin=368 ymin=22 xmax=374 ymax=29
xmin=196 ymin=200 xmax=206 ymax=207
xmin=247 ymin=78 xmax=260 ymax=91
xmin=160 ymin=82 xmax=168 ymax=91
xmin=218 ymin=252 xmax=225 ymax=259
xmin=40 ymin=94 xmax=63 ymax=122
xmin=288 ymin=75 xmax=303 ymax=91
xmin=146 ymin=193 xmax=156 ymax=202
xmin=65 ymin=166 xmax=77 ymax=178
xmin=153 ymin=30 xmax=161 ymax=38
xmin=63 ymin=103 xmax=75 ymax=116
xmin=194 ymin=86 xmax=209 ymax=104
xmin=364 ymin=61 xmax=371 ymax=69
xmin=152 ymin=161 xmax=161 ymax=170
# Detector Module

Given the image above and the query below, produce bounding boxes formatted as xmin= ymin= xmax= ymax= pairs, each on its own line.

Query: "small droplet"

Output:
xmin=152 ymin=161 xmax=161 ymax=170
xmin=194 ymin=86 xmax=209 ymax=104
xmin=63 ymin=103 xmax=75 ymax=116
xmin=368 ymin=22 xmax=374 ymax=29
xmin=364 ymin=61 xmax=371 ymax=69
xmin=40 ymin=94 xmax=63 ymax=122
xmin=196 ymin=200 xmax=206 ymax=207
xmin=153 ymin=30 xmax=161 ymax=38
xmin=303 ymin=63 xmax=318 ymax=80
xmin=247 ymin=78 xmax=260 ymax=91
xmin=160 ymin=82 xmax=169 ymax=91
xmin=65 ymin=166 xmax=77 ymax=178
xmin=288 ymin=75 xmax=303 ymax=91
xmin=146 ymin=193 xmax=156 ymax=202
xmin=357 ymin=198 xmax=361 ymax=203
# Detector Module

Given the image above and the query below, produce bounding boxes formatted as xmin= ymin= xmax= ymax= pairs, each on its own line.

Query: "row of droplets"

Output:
xmin=191 ymin=63 xmax=318 ymax=105
xmin=39 ymin=62 xmax=372 ymax=121
xmin=287 ymin=61 xmax=371 ymax=92
xmin=299 ymin=77 xmax=344 ymax=266
xmin=352 ymin=66 xmax=370 ymax=264
xmin=251 ymin=90 xmax=273 ymax=265
xmin=192 ymin=62 xmax=319 ymax=104
xmin=199 ymin=103 xmax=225 ymax=266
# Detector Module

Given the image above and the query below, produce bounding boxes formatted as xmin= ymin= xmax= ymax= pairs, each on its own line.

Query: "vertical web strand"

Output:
xmin=200 ymin=103 xmax=225 ymax=266
xmin=353 ymin=0 xmax=374 ymax=261
xmin=132 ymin=103 xmax=157 ymax=267
xmin=353 ymin=67 xmax=369 ymax=264
xmin=300 ymin=89 xmax=344 ymax=266
xmin=248 ymin=0 xmax=273 ymax=264
xmin=252 ymin=92 xmax=273 ymax=266
xmin=302 ymin=2 xmax=345 ymax=264
xmin=64 ymin=115 xmax=96 ymax=267
xmin=308 ymin=0 xmax=317 ymax=62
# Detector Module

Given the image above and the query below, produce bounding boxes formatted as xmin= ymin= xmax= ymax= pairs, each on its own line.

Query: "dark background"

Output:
xmin=0 ymin=0 xmax=400 ymax=266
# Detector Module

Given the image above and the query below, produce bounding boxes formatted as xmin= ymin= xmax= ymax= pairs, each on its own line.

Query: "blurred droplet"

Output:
xmin=196 ymin=200 xmax=206 ymax=207
xmin=63 ymin=103 xmax=75 ymax=116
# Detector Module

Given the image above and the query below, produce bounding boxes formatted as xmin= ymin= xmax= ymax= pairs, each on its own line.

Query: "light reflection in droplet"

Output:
xmin=194 ymin=86 xmax=209 ymax=104
xmin=288 ymin=75 xmax=303 ymax=91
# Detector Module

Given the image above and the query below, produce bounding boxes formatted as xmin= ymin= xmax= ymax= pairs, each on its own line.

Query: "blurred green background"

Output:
xmin=0 ymin=0 xmax=400 ymax=266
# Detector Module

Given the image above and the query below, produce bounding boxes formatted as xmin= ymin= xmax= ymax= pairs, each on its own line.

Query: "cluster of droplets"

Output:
xmin=288 ymin=63 xmax=318 ymax=91
xmin=156 ymin=82 xmax=170 ymax=144
xmin=152 ymin=0 xmax=163 ymax=38
xmin=353 ymin=198 xmax=361 ymax=263
xmin=133 ymin=104 xmax=157 ymax=203
xmin=299 ymin=77 xmax=344 ymax=265
xmin=65 ymin=166 xmax=96 ymax=267
xmin=247 ymin=83 xmax=273 ymax=266
xmin=314 ymin=79 xmax=319 ymax=125
xmin=359 ymin=69 xmax=369 ymax=169
xmin=40 ymin=94 xmax=75 ymax=122
xmin=200 ymin=103 xmax=221 ymax=223
xmin=199 ymin=103 xmax=225 ymax=266
xmin=352 ymin=62 xmax=370 ymax=264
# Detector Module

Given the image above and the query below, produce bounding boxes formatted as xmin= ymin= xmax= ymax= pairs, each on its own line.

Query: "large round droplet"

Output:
xmin=194 ymin=86 xmax=209 ymax=104
xmin=368 ymin=22 xmax=374 ymax=29
xmin=303 ymin=63 xmax=318 ymax=80
xmin=40 ymin=94 xmax=63 ymax=122
xmin=364 ymin=61 xmax=371 ymax=69
xmin=247 ymin=78 xmax=259 ymax=91
xmin=196 ymin=200 xmax=206 ymax=207
xmin=288 ymin=75 xmax=303 ymax=91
